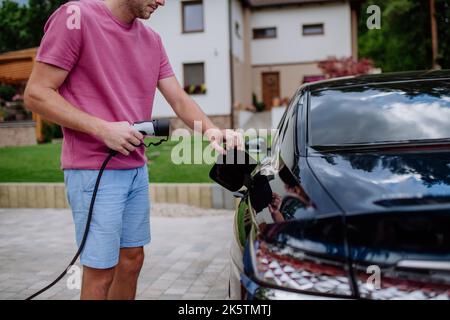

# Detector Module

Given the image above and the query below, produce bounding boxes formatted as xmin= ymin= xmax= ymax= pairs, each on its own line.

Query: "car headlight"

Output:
xmin=251 ymin=239 xmax=353 ymax=297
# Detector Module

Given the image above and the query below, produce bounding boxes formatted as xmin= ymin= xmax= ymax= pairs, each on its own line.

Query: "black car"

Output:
xmin=210 ymin=70 xmax=450 ymax=300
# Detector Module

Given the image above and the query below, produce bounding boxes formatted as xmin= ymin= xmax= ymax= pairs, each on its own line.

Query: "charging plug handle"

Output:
xmin=133 ymin=119 xmax=170 ymax=137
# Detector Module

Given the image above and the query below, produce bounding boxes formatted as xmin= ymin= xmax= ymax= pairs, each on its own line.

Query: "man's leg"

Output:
xmin=108 ymin=165 xmax=151 ymax=300
xmin=107 ymin=247 xmax=145 ymax=300
xmin=64 ymin=169 xmax=135 ymax=300
xmin=81 ymin=266 xmax=116 ymax=300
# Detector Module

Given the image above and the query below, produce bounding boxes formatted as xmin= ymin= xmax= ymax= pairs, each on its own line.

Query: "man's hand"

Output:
xmin=96 ymin=121 xmax=144 ymax=156
xmin=205 ymin=128 xmax=244 ymax=155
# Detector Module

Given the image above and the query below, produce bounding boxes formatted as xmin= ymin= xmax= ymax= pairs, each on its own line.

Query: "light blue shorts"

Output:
xmin=64 ymin=166 xmax=150 ymax=269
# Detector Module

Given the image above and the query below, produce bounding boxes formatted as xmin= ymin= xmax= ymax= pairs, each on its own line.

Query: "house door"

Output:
xmin=262 ymin=72 xmax=280 ymax=109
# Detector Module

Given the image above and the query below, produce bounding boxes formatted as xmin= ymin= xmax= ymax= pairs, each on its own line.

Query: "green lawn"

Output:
xmin=0 ymin=138 xmax=215 ymax=183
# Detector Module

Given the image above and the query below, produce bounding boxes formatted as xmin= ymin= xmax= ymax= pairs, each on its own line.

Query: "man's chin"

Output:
xmin=139 ymin=12 xmax=152 ymax=20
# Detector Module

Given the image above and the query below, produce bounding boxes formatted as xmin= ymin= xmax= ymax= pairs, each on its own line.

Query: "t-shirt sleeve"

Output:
xmin=157 ymin=34 xmax=174 ymax=81
xmin=36 ymin=3 xmax=82 ymax=72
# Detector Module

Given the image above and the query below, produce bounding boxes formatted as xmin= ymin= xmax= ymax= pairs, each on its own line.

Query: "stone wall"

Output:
xmin=0 ymin=183 xmax=238 ymax=210
xmin=0 ymin=121 xmax=37 ymax=147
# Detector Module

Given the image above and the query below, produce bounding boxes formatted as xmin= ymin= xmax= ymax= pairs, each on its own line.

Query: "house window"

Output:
xmin=235 ymin=21 xmax=242 ymax=39
xmin=182 ymin=1 xmax=204 ymax=33
xmin=253 ymin=27 xmax=277 ymax=39
xmin=183 ymin=63 xmax=206 ymax=95
xmin=302 ymin=23 xmax=324 ymax=36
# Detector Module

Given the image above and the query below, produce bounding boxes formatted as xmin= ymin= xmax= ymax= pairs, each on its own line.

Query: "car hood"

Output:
xmin=306 ymin=151 xmax=450 ymax=214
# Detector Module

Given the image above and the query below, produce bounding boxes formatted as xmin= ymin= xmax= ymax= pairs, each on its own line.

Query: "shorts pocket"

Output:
xmin=80 ymin=170 xmax=100 ymax=192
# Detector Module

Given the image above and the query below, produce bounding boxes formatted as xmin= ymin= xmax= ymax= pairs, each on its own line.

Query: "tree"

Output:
xmin=435 ymin=0 xmax=450 ymax=68
xmin=0 ymin=0 xmax=29 ymax=52
xmin=429 ymin=0 xmax=439 ymax=69
xmin=0 ymin=0 xmax=68 ymax=53
xmin=25 ymin=0 xmax=69 ymax=49
xmin=358 ymin=0 xmax=435 ymax=72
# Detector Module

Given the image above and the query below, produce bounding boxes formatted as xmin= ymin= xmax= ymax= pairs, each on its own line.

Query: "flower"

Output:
xmin=184 ymin=84 xmax=207 ymax=95
xmin=12 ymin=94 xmax=24 ymax=102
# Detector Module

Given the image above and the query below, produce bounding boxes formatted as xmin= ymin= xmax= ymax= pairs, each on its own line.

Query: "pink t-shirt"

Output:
xmin=36 ymin=0 xmax=174 ymax=170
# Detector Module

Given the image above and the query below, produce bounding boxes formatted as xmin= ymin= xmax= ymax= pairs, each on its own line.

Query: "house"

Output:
xmin=0 ymin=48 xmax=39 ymax=147
xmin=146 ymin=0 xmax=361 ymax=129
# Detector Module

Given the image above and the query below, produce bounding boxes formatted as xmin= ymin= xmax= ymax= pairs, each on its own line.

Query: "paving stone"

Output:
xmin=188 ymin=285 xmax=210 ymax=294
xmin=139 ymin=288 xmax=164 ymax=300
xmin=0 ymin=274 xmax=11 ymax=281
xmin=158 ymin=294 xmax=183 ymax=300
xmin=182 ymin=293 xmax=206 ymax=300
xmin=159 ymin=272 xmax=181 ymax=281
xmin=0 ymin=291 xmax=17 ymax=299
xmin=164 ymin=288 xmax=188 ymax=295
xmin=0 ymin=208 xmax=232 ymax=300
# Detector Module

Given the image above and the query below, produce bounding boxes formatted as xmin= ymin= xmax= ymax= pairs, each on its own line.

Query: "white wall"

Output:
xmin=250 ymin=2 xmax=352 ymax=65
xmin=231 ymin=0 xmax=245 ymax=62
xmin=145 ymin=0 xmax=232 ymax=118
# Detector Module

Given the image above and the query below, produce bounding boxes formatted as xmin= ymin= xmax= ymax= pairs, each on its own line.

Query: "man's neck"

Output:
xmin=104 ymin=0 xmax=135 ymax=24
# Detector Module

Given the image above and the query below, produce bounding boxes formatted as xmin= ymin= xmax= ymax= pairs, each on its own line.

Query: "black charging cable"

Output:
xmin=26 ymin=135 xmax=171 ymax=300
xmin=142 ymin=137 xmax=168 ymax=148
xmin=26 ymin=150 xmax=116 ymax=300
xmin=26 ymin=133 xmax=171 ymax=300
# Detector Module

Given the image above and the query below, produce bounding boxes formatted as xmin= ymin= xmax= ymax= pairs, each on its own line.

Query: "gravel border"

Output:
xmin=0 ymin=205 xmax=234 ymax=218
xmin=151 ymin=203 xmax=234 ymax=217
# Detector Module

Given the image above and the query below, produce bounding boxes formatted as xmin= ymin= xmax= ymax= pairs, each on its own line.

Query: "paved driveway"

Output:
xmin=0 ymin=207 xmax=233 ymax=300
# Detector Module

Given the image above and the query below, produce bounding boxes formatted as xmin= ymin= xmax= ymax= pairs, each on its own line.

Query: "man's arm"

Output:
xmin=157 ymin=76 xmax=217 ymax=131
xmin=24 ymin=62 xmax=143 ymax=156
xmin=158 ymin=76 xmax=241 ymax=153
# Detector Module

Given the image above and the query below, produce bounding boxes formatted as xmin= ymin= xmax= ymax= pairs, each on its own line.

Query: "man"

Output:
xmin=25 ymin=0 xmax=239 ymax=300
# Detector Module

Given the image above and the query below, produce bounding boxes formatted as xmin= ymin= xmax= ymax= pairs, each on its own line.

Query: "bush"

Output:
xmin=0 ymin=85 xmax=16 ymax=101
xmin=41 ymin=121 xmax=63 ymax=143
xmin=0 ymin=106 xmax=6 ymax=120
xmin=252 ymin=93 xmax=266 ymax=112
xmin=318 ymin=57 xmax=374 ymax=78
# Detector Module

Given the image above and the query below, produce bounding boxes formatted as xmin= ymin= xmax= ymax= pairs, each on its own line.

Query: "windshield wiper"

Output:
xmin=312 ymin=138 xmax=450 ymax=153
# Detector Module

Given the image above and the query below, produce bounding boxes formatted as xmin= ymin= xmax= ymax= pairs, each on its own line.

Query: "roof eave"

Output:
xmin=246 ymin=0 xmax=363 ymax=9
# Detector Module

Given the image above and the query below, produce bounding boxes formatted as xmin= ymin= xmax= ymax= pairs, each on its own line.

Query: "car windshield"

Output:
xmin=309 ymin=80 xmax=450 ymax=147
